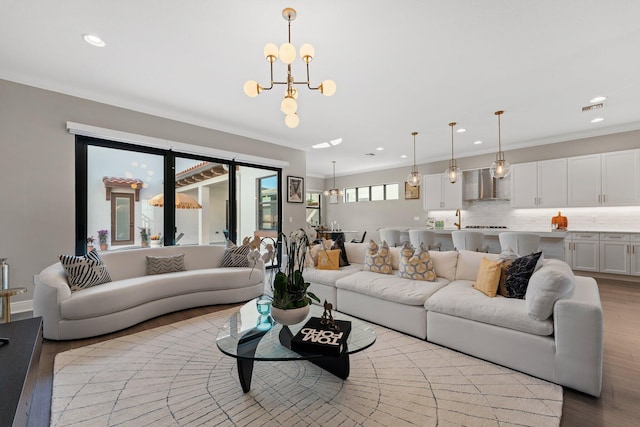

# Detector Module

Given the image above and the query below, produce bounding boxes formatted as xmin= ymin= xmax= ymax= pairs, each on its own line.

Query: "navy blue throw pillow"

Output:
xmin=503 ymin=252 xmax=542 ymax=299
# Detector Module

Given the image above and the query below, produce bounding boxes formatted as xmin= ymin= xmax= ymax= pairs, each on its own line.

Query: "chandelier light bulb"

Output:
xmin=406 ymin=171 xmax=422 ymax=187
xmin=263 ymin=43 xmax=279 ymax=62
xmin=300 ymin=43 xmax=315 ymax=63
xmin=281 ymin=96 xmax=297 ymax=114
xmin=243 ymin=80 xmax=262 ymax=97
xmin=285 ymin=113 xmax=300 ymax=128
xmin=319 ymin=80 xmax=336 ymax=96
xmin=279 ymin=43 xmax=296 ymax=64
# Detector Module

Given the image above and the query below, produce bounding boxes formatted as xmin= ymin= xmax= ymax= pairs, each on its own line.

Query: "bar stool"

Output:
xmin=384 ymin=229 xmax=402 ymax=247
xmin=499 ymin=232 xmax=541 ymax=256
xmin=451 ymin=230 xmax=488 ymax=252
xmin=408 ymin=230 xmax=441 ymax=250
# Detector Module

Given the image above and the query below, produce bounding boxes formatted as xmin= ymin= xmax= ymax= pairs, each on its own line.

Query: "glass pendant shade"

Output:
xmin=285 ymin=113 xmax=299 ymax=128
xmin=280 ymin=96 xmax=297 ymax=114
xmin=406 ymin=171 xmax=422 ymax=187
xmin=320 ymin=80 xmax=336 ymax=96
xmin=490 ymin=154 xmax=511 ymax=179
xmin=279 ymin=43 xmax=296 ymax=64
xmin=243 ymin=80 xmax=262 ymax=97
xmin=263 ymin=43 xmax=279 ymax=62
xmin=300 ymin=43 xmax=314 ymax=63
xmin=446 ymin=159 xmax=460 ymax=184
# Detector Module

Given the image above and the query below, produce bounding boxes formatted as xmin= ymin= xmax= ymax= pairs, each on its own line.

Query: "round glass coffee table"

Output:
xmin=216 ymin=299 xmax=376 ymax=393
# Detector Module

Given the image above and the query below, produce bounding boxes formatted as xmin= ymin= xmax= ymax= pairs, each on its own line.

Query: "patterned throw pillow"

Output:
xmin=221 ymin=239 xmax=250 ymax=267
xmin=472 ymin=257 xmax=502 ymax=297
xmin=362 ymin=240 xmax=393 ymax=274
xmin=146 ymin=254 xmax=186 ymax=275
xmin=309 ymin=239 xmax=333 ymax=266
xmin=331 ymin=234 xmax=350 ymax=267
xmin=497 ymin=248 xmax=518 ymax=297
xmin=317 ymin=249 xmax=341 ymax=270
xmin=502 ymin=252 xmax=543 ymax=299
xmin=59 ymin=249 xmax=112 ymax=292
xmin=398 ymin=242 xmax=437 ymax=281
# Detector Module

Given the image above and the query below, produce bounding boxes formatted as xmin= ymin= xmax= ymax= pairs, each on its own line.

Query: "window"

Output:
xmin=306 ymin=192 xmax=321 ymax=226
xmin=257 ymin=175 xmax=278 ymax=231
xmin=343 ymin=183 xmax=399 ymax=202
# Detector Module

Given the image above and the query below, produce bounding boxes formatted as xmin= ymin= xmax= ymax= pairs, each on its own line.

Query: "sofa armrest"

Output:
xmin=553 ymin=276 xmax=603 ymax=396
xmin=33 ymin=263 xmax=72 ymax=340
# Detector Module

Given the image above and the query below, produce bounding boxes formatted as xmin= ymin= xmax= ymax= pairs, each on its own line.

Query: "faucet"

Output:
xmin=454 ymin=209 xmax=461 ymax=230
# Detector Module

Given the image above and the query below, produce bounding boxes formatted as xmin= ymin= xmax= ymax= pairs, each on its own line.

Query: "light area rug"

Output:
xmin=52 ymin=308 xmax=562 ymax=427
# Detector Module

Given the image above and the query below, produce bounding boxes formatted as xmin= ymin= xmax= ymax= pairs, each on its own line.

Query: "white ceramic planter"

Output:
xmin=150 ymin=240 xmax=161 ymax=248
xmin=271 ymin=305 xmax=310 ymax=326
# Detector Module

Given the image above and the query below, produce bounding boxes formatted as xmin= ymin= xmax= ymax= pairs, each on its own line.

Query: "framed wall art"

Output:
xmin=287 ymin=176 xmax=304 ymax=203
xmin=404 ymin=182 xmax=420 ymax=200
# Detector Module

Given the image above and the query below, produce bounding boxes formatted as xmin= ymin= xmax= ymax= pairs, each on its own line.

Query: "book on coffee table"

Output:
xmin=291 ymin=317 xmax=351 ymax=357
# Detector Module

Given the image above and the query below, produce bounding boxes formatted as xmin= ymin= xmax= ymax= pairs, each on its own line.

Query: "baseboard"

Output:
xmin=11 ymin=299 xmax=33 ymax=314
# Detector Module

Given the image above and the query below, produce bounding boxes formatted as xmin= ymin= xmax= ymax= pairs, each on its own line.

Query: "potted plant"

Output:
xmin=86 ymin=236 xmax=95 ymax=252
xmin=139 ymin=227 xmax=150 ymax=247
xmin=97 ymin=229 xmax=108 ymax=251
xmin=249 ymin=229 xmax=319 ymax=325
xmin=150 ymin=233 xmax=162 ymax=247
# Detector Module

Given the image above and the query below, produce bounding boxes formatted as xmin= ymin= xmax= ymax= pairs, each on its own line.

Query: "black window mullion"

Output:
xmin=163 ymin=153 xmax=176 ymax=246
xmin=75 ymin=141 xmax=88 ymax=255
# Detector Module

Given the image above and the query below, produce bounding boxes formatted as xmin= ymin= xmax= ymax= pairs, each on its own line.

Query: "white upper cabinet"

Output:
xmin=423 ymin=173 xmax=462 ymax=211
xmin=568 ymin=150 xmax=640 ymax=206
xmin=511 ymin=159 xmax=567 ymax=208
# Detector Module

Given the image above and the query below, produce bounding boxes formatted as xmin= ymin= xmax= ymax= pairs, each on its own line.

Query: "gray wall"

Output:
xmin=0 ymin=79 xmax=306 ymax=303
xmin=322 ymin=130 xmax=640 ymax=236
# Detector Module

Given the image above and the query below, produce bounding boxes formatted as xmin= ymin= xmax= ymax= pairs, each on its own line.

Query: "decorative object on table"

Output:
xmin=287 ymin=176 xmax=304 ymax=203
xmin=139 ymin=227 xmax=150 ymax=247
xmin=0 ymin=287 xmax=27 ymax=323
xmin=551 ymin=211 xmax=568 ymax=230
xmin=490 ymin=110 xmax=511 ymax=179
xmin=406 ymin=131 xmax=422 ymax=187
xmin=150 ymin=234 xmax=162 ymax=247
xmin=404 ymin=181 xmax=420 ymax=199
xmin=290 ymin=316 xmax=352 ymax=356
xmin=97 ymin=229 xmax=108 ymax=250
xmin=445 ymin=122 xmax=461 ymax=184
xmin=255 ymin=297 xmax=274 ymax=331
xmin=242 ymin=7 xmax=336 ymax=129
xmin=249 ymin=229 xmax=320 ymax=325
xmin=320 ymin=300 xmax=337 ymax=330
xmin=86 ymin=236 xmax=94 ymax=252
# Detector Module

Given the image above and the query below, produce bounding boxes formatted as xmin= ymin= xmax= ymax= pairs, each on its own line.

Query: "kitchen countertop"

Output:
xmin=428 ymin=229 xmax=567 ymax=238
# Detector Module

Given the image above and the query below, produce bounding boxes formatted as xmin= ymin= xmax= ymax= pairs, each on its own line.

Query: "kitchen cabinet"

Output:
xmin=565 ymin=232 xmax=599 ymax=272
xmin=599 ymin=233 xmax=630 ymax=275
xmin=423 ymin=173 xmax=462 ymax=211
xmin=511 ymin=159 xmax=567 ymax=208
xmin=631 ymin=235 xmax=640 ymax=276
xmin=568 ymin=150 xmax=640 ymax=206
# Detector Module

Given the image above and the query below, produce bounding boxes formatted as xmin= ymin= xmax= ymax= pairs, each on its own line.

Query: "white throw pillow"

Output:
xmin=455 ymin=250 xmax=500 ymax=281
xmin=525 ymin=259 xmax=575 ymax=320
xmin=428 ymin=250 xmax=459 ymax=282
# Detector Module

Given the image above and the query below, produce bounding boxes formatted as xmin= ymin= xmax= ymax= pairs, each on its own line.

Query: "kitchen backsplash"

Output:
xmin=429 ymin=200 xmax=640 ymax=232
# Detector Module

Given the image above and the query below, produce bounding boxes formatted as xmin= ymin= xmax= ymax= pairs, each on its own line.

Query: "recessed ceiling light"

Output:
xmin=312 ymin=142 xmax=331 ymax=149
xmin=474 ymin=140 xmax=483 ymax=145
xmin=376 ymin=147 xmax=384 ymax=151
xmin=590 ymin=96 xmax=607 ymax=103
xmin=456 ymin=128 xmax=466 ymax=133
xmin=590 ymin=117 xmax=604 ymax=123
xmin=83 ymin=33 xmax=106 ymax=47
xmin=329 ymin=138 xmax=342 ymax=146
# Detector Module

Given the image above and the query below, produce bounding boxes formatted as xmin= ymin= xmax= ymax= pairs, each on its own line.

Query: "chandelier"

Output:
xmin=445 ymin=122 xmax=461 ymax=183
xmin=406 ymin=131 xmax=422 ymax=187
xmin=243 ymin=7 xmax=336 ymax=129
xmin=490 ymin=110 xmax=511 ymax=179
xmin=324 ymin=161 xmax=343 ymax=197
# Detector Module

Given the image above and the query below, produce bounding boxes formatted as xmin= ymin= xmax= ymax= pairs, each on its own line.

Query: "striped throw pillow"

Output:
xmin=146 ymin=254 xmax=186 ymax=275
xmin=59 ymin=249 xmax=112 ymax=292
xmin=221 ymin=239 xmax=251 ymax=267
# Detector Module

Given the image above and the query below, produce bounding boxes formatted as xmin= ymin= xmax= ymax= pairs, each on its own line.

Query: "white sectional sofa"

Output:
xmin=305 ymin=242 xmax=603 ymax=397
xmin=34 ymin=245 xmax=264 ymax=340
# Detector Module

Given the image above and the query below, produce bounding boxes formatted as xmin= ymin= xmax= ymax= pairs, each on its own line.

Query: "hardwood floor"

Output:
xmin=24 ymin=278 xmax=640 ymax=426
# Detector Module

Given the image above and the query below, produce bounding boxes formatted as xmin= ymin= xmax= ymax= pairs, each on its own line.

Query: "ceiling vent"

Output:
xmin=582 ymin=103 xmax=604 ymax=112
xmin=365 ymin=153 xmax=375 ymax=156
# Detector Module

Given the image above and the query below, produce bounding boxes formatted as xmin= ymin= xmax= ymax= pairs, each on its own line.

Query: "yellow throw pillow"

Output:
xmin=473 ymin=257 xmax=502 ymax=297
xmin=317 ymin=249 xmax=341 ymax=270
xmin=362 ymin=240 xmax=393 ymax=274
xmin=398 ymin=242 xmax=437 ymax=281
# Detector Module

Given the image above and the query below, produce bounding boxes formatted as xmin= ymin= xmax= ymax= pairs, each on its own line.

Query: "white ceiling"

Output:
xmin=2 ymin=0 xmax=640 ymax=178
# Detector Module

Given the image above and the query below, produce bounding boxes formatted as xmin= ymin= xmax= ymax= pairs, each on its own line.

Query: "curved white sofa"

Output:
xmin=34 ymin=245 xmax=264 ymax=341
xmin=305 ymin=242 xmax=603 ymax=397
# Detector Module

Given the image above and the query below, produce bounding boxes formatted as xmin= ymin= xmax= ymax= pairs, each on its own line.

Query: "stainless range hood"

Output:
xmin=462 ymin=168 xmax=510 ymax=201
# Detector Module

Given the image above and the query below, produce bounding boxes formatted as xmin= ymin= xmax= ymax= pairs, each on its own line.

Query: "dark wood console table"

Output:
xmin=0 ymin=317 xmax=43 ymax=427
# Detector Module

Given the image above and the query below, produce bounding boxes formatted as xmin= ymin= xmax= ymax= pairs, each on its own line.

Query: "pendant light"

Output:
xmin=445 ymin=122 xmax=460 ymax=183
xmin=324 ymin=161 xmax=343 ymax=196
xmin=406 ymin=131 xmax=422 ymax=187
xmin=490 ymin=110 xmax=511 ymax=179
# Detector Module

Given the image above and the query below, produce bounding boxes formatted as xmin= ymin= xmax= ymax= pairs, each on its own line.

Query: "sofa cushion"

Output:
xmin=428 ymin=250 xmax=459 ymax=281
xmin=304 ymin=263 xmax=363 ymax=288
xmin=317 ymin=249 xmax=341 ymax=270
xmin=398 ymin=242 xmax=437 ymax=281
xmin=344 ymin=242 xmax=367 ymax=265
xmin=502 ymin=252 xmax=542 ymax=299
xmin=362 ymin=240 xmax=393 ymax=274
xmin=472 ymin=257 xmax=502 ymax=297
xmin=424 ymin=280 xmax=553 ymax=336
xmin=525 ymin=259 xmax=576 ymax=321
xmin=146 ymin=253 xmax=186 ymax=275
xmin=59 ymin=249 xmax=112 ymax=292
xmin=455 ymin=250 xmax=500 ymax=281
xmin=61 ymin=267 xmax=262 ymax=320
xmin=336 ymin=271 xmax=450 ymax=306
